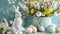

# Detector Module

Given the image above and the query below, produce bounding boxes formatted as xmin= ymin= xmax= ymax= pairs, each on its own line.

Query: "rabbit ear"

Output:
xmin=1 ymin=18 xmax=8 ymax=27
xmin=12 ymin=5 xmax=19 ymax=13
xmin=17 ymin=6 xmax=19 ymax=10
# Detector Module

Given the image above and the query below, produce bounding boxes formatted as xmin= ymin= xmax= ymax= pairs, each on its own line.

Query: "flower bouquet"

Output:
xmin=18 ymin=0 xmax=60 ymax=28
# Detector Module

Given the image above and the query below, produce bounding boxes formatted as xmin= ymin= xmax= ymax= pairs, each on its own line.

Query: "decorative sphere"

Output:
xmin=47 ymin=26 xmax=55 ymax=33
xmin=55 ymin=27 xmax=60 ymax=33
xmin=26 ymin=27 xmax=32 ymax=33
xmin=21 ymin=27 xmax=25 ymax=32
xmin=30 ymin=25 xmax=37 ymax=33
xmin=39 ymin=26 xmax=45 ymax=32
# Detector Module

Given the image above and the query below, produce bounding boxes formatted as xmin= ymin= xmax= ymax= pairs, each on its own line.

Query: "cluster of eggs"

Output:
xmin=25 ymin=25 xmax=45 ymax=33
xmin=26 ymin=25 xmax=37 ymax=33
xmin=25 ymin=24 xmax=60 ymax=33
xmin=46 ymin=24 xmax=60 ymax=33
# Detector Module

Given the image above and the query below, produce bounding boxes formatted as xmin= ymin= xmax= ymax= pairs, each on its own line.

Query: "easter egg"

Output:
xmin=47 ymin=26 xmax=55 ymax=33
xmin=26 ymin=27 xmax=32 ymax=33
xmin=21 ymin=27 xmax=25 ymax=32
xmin=39 ymin=26 xmax=45 ymax=32
xmin=55 ymin=27 xmax=60 ymax=33
xmin=32 ymin=26 xmax=37 ymax=32
xmin=30 ymin=25 xmax=37 ymax=33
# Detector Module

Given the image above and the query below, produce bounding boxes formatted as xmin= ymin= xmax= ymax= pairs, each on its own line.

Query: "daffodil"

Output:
xmin=57 ymin=7 xmax=60 ymax=13
xmin=44 ymin=8 xmax=52 ymax=15
xmin=31 ymin=9 xmax=35 ymax=14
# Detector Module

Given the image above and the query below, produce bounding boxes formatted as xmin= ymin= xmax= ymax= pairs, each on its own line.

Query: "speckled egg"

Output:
xmin=47 ymin=26 xmax=55 ymax=33
xmin=30 ymin=25 xmax=37 ymax=33
xmin=55 ymin=27 xmax=60 ymax=33
xmin=26 ymin=27 xmax=32 ymax=33
xmin=39 ymin=26 xmax=45 ymax=32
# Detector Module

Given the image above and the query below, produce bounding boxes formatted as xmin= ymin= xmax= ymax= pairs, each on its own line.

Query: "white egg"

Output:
xmin=39 ymin=26 xmax=45 ymax=32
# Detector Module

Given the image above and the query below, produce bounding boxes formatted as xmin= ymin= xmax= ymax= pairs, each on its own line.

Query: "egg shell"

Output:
xmin=30 ymin=25 xmax=37 ymax=32
xmin=47 ymin=26 xmax=55 ymax=33
xmin=55 ymin=27 xmax=60 ymax=33
xmin=26 ymin=27 xmax=32 ymax=33
xmin=32 ymin=26 xmax=37 ymax=32
xmin=39 ymin=26 xmax=45 ymax=32
xmin=21 ymin=27 xmax=25 ymax=32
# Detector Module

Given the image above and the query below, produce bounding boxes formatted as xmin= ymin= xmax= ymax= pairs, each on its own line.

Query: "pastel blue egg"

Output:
xmin=21 ymin=27 xmax=25 ymax=32
xmin=46 ymin=27 xmax=55 ymax=33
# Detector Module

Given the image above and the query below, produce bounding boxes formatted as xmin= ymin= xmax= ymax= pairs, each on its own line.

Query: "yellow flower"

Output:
xmin=44 ymin=8 xmax=52 ymax=15
xmin=57 ymin=7 xmax=60 ymax=13
xmin=31 ymin=9 xmax=35 ymax=14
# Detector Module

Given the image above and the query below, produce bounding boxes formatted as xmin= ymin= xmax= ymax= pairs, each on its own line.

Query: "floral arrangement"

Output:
xmin=18 ymin=0 xmax=60 ymax=17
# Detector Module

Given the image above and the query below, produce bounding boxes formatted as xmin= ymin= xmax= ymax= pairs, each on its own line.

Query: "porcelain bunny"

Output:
xmin=12 ymin=5 xmax=22 ymax=34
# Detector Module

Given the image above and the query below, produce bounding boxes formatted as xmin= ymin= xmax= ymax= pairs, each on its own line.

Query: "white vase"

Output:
xmin=33 ymin=17 xmax=52 ymax=28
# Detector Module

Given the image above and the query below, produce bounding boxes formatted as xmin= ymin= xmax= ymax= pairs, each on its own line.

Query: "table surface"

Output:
xmin=23 ymin=32 xmax=60 ymax=34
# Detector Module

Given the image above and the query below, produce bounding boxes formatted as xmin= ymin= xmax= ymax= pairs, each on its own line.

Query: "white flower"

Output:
xmin=53 ymin=12 xmax=58 ymax=16
xmin=30 ymin=2 xmax=34 ymax=7
xmin=41 ymin=14 xmax=45 ymax=16
xmin=23 ymin=5 xmax=28 ymax=11
xmin=8 ymin=0 xmax=16 ymax=4
xmin=36 ymin=11 xmax=42 ymax=17
xmin=36 ymin=2 xmax=40 ymax=10
xmin=53 ymin=1 xmax=58 ymax=9
xmin=20 ymin=4 xmax=28 ymax=11
xmin=33 ymin=3 xmax=37 ymax=8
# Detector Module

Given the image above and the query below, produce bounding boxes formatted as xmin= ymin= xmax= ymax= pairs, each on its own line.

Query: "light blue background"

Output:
xmin=0 ymin=0 xmax=60 ymax=27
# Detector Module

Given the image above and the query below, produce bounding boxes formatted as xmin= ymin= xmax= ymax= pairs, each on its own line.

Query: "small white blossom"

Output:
xmin=36 ymin=11 xmax=42 ymax=17
xmin=42 ymin=14 xmax=45 ymax=16
xmin=8 ymin=0 xmax=16 ymax=4
xmin=36 ymin=2 xmax=40 ymax=10
xmin=33 ymin=3 xmax=37 ymax=8
xmin=53 ymin=12 xmax=58 ymax=16
xmin=20 ymin=4 xmax=28 ymax=11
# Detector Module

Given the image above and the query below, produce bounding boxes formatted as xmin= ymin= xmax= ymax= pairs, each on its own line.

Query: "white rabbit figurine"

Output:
xmin=12 ymin=5 xmax=22 ymax=34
